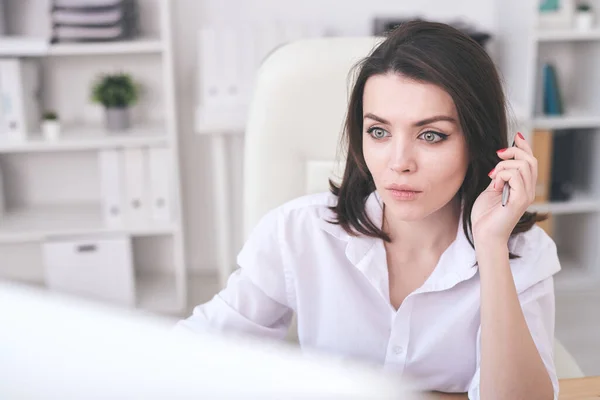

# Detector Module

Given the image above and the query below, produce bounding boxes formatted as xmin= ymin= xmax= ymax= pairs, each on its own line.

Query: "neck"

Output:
xmin=383 ymin=196 xmax=462 ymax=256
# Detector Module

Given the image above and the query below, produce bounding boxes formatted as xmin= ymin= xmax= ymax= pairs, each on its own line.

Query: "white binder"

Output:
xmin=147 ymin=147 xmax=172 ymax=223
xmin=0 ymin=59 xmax=40 ymax=141
xmin=220 ymin=27 xmax=241 ymax=107
xmin=123 ymin=147 xmax=149 ymax=226
xmin=198 ymin=27 xmax=221 ymax=108
xmin=238 ymin=24 xmax=257 ymax=103
xmin=98 ymin=149 xmax=124 ymax=228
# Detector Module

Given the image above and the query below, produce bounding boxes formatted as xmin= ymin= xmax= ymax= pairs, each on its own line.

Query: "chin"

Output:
xmin=386 ymin=207 xmax=429 ymax=221
xmin=381 ymin=196 xmax=431 ymax=221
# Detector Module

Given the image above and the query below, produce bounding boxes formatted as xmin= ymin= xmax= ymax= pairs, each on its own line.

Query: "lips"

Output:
xmin=386 ymin=184 xmax=421 ymax=192
xmin=385 ymin=184 xmax=422 ymax=201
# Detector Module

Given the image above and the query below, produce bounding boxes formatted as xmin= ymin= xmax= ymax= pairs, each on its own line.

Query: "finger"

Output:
xmin=514 ymin=131 xmax=533 ymax=156
xmin=494 ymin=169 xmax=528 ymax=207
xmin=489 ymin=160 xmax=533 ymax=198
xmin=496 ymin=146 xmax=538 ymax=182
xmin=496 ymin=146 xmax=535 ymax=162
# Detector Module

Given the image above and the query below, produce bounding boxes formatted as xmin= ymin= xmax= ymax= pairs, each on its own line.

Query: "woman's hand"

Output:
xmin=471 ymin=132 xmax=538 ymax=247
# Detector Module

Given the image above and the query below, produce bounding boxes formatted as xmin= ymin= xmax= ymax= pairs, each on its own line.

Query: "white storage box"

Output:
xmin=42 ymin=234 xmax=135 ymax=306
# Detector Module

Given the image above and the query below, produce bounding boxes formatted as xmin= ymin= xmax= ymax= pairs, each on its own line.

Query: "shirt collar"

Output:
xmin=318 ymin=191 xmax=478 ymax=292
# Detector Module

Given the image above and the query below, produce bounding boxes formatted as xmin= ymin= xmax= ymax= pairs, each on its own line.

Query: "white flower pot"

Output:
xmin=105 ymin=107 xmax=131 ymax=132
xmin=575 ymin=11 xmax=594 ymax=30
xmin=42 ymin=120 xmax=61 ymax=141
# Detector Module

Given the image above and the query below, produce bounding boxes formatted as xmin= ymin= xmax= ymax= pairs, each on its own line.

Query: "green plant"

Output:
xmin=91 ymin=72 xmax=140 ymax=108
xmin=577 ymin=2 xmax=591 ymax=11
xmin=42 ymin=111 xmax=58 ymax=120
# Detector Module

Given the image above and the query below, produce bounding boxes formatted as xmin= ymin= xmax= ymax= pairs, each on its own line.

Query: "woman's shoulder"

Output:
xmin=252 ymin=191 xmax=341 ymax=237
xmin=277 ymin=191 xmax=339 ymax=214
xmin=509 ymin=224 xmax=562 ymax=293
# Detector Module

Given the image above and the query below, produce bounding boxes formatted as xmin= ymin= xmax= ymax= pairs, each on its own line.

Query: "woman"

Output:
xmin=178 ymin=21 xmax=560 ymax=399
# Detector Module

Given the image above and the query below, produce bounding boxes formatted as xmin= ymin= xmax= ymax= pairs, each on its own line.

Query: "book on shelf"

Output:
xmin=550 ymin=131 xmax=575 ymax=202
xmin=0 ymin=0 xmax=5 ymax=36
xmin=534 ymin=129 xmax=554 ymax=203
xmin=532 ymin=129 xmax=554 ymax=237
xmin=542 ymin=63 xmax=564 ymax=116
xmin=0 ymin=163 xmax=4 ymax=219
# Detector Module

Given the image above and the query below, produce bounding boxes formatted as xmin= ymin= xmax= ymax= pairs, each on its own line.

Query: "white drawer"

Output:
xmin=42 ymin=234 xmax=135 ymax=307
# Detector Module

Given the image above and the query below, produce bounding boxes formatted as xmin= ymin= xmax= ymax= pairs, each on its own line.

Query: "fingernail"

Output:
xmin=497 ymin=148 xmax=507 ymax=153
xmin=488 ymin=168 xmax=495 ymax=177
xmin=517 ymin=132 xmax=525 ymax=140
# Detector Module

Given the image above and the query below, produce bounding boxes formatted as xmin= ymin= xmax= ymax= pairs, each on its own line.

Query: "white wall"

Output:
xmin=172 ymin=0 xmax=500 ymax=272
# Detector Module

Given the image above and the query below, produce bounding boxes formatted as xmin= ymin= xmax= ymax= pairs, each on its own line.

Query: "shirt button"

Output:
xmin=393 ymin=346 xmax=404 ymax=355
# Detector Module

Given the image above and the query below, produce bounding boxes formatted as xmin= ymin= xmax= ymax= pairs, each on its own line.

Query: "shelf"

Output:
xmin=0 ymin=37 xmax=164 ymax=57
xmin=0 ymin=204 xmax=177 ymax=244
xmin=532 ymin=112 xmax=600 ymax=129
xmin=0 ymin=123 xmax=169 ymax=153
xmin=536 ymin=28 xmax=600 ymax=42
xmin=529 ymin=192 xmax=600 ymax=215
xmin=0 ymin=36 xmax=49 ymax=56
xmin=48 ymin=38 xmax=164 ymax=56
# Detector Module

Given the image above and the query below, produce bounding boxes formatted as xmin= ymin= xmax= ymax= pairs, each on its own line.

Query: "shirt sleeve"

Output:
xmin=174 ymin=208 xmax=294 ymax=340
xmin=467 ymin=277 xmax=560 ymax=400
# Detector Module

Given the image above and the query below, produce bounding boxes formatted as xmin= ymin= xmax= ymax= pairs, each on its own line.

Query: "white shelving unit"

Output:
xmin=0 ymin=123 xmax=168 ymax=153
xmin=535 ymin=28 xmax=600 ymax=42
xmin=500 ymin=1 xmax=600 ymax=294
xmin=48 ymin=38 xmax=164 ymax=56
xmin=0 ymin=0 xmax=187 ymax=315
xmin=533 ymin=111 xmax=600 ymax=130
xmin=0 ymin=203 xmax=178 ymax=244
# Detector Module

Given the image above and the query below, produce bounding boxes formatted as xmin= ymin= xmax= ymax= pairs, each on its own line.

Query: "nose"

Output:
xmin=388 ymin=137 xmax=417 ymax=173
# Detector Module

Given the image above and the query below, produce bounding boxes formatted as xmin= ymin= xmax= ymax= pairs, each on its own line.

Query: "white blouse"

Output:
xmin=177 ymin=191 xmax=561 ymax=399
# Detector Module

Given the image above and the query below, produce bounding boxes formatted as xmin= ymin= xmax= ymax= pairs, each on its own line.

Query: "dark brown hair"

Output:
xmin=329 ymin=20 xmax=545 ymax=251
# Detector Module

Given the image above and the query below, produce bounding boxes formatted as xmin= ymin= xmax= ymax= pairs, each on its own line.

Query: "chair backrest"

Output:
xmin=242 ymin=36 xmax=585 ymax=379
xmin=243 ymin=36 xmax=382 ymax=237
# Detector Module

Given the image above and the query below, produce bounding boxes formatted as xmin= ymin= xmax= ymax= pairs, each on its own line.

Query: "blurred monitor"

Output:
xmin=0 ymin=282 xmax=418 ymax=399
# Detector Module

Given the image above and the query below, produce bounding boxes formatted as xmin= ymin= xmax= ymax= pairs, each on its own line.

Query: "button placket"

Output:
xmin=386 ymin=295 xmax=415 ymax=372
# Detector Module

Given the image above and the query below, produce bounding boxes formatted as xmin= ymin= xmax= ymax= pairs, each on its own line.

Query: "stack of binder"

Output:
xmin=195 ymin=23 xmax=325 ymax=132
xmin=98 ymin=147 xmax=173 ymax=229
xmin=50 ymin=0 xmax=139 ymax=43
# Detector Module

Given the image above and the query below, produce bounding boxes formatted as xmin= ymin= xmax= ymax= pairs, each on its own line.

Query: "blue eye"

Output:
xmin=419 ymin=131 xmax=448 ymax=143
xmin=367 ymin=127 xmax=389 ymax=139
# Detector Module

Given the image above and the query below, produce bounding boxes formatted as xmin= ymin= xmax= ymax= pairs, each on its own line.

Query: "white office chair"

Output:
xmin=243 ymin=37 xmax=584 ymax=379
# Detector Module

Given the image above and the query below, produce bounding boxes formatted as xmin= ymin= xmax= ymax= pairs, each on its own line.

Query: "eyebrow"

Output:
xmin=363 ymin=113 xmax=458 ymax=127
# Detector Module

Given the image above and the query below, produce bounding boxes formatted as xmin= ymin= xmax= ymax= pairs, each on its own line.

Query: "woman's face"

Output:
xmin=362 ymin=73 xmax=469 ymax=221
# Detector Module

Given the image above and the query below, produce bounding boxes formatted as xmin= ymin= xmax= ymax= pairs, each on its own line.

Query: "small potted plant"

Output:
xmin=41 ymin=111 xmax=60 ymax=141
xmin=575 ymin=2 xmax=594 ymax=30
xmin=91 ymin=72 xmax=140 ymax=132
